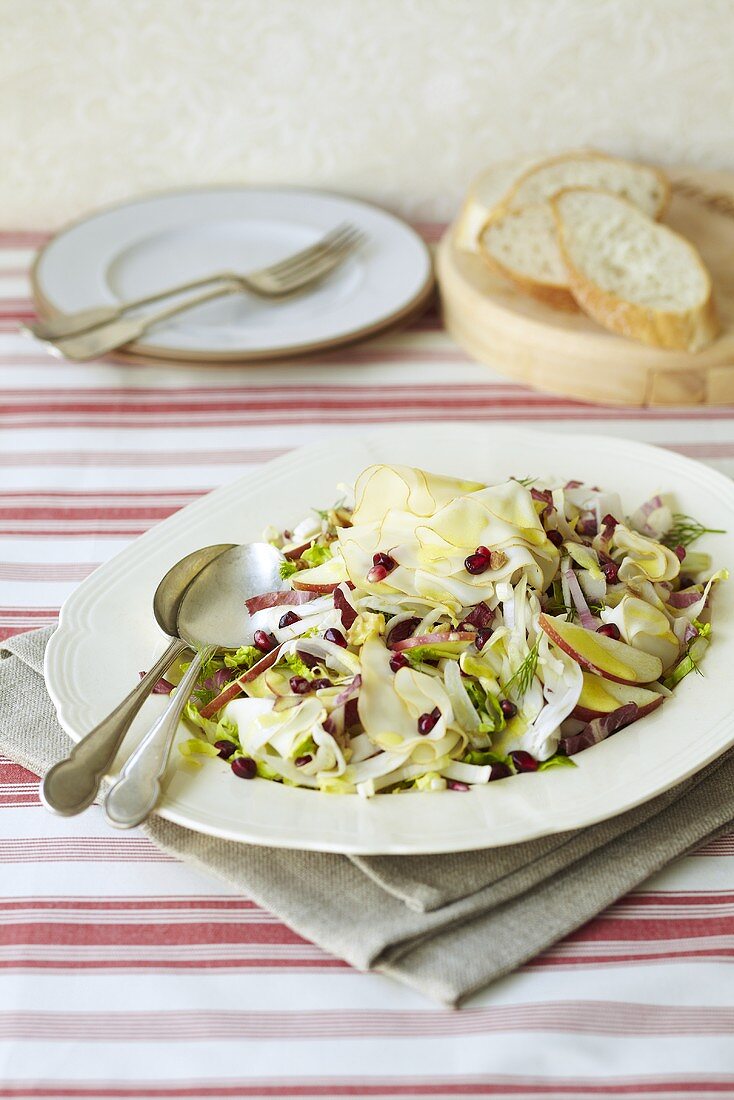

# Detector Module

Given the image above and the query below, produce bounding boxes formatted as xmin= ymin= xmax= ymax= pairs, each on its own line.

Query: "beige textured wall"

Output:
xmin=2 ymin=0 xmax=733 ymax=227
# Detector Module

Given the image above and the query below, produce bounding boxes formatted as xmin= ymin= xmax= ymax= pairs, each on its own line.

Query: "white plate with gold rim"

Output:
xmin=45 ymin=425 xmax=734 ymax=854
xmin=32 ymin=187 xmax=434 ymax=362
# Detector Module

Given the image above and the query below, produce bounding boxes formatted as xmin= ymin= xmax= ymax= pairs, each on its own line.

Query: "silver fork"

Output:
xmin=43 ymin=225 xmax=366 ymax=362
xmin=27 ymin=224 xmax=365 ymax=343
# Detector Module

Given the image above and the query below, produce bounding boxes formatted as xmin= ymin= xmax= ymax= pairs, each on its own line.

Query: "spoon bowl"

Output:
xmin=40 ymin=542 xmax=237 ymax=817
xmin=103 ymin=542 xmax=288 ymax=829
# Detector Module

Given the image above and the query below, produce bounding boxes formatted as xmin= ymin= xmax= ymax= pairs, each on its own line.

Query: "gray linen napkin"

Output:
xmin=3 ymin=626 xmax=734 ymax=1006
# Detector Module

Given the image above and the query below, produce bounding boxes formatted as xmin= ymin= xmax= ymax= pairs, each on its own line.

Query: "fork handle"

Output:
xmin=40 ymin=638 xmax=188 ymax=816
xmin=49 ymin=282 xmax=243 ymax=362
xmin=28 ymin=272 xmax=238 ymax=342
xmin=104 ymin=645 xmax=217 ymax=829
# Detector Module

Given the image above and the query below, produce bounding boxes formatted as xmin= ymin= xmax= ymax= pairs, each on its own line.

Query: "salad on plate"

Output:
xmin=167 ymin=464 xmax=726 ymax=797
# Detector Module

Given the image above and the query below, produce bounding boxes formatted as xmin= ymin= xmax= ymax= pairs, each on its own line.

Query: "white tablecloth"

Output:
xmin=2 ymin=226 xmax=734 ymax=1098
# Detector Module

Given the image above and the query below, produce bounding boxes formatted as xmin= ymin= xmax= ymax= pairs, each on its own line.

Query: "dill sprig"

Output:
xmin=279 ymin=559 xmax=298 ymax=579
xmin=662 ymin=513 xmax=725 ymax=549
xmin=502 ymin=639 xmax=540 ymax=698
xmin=513 ymin=475 xmax=537 ymax=488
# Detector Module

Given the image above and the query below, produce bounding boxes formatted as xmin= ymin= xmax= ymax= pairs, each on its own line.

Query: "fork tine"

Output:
xmin=260 ymin=224 xmax=356 ymax=280
xmin=264 ymin=227 xmax=358 ymax=283
xmin=271 ymin=230 xmax=366 ymax=293
xmin=270 ymin=231 xmax=364 ymax=290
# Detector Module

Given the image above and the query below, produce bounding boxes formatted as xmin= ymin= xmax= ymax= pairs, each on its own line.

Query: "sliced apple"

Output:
xmin=291 ymin=556 xmax=348 ymax=594
xmin=199 ymin=644 xmax=283 ymax=718
xmin=538 ymin=613 xmax=662 ymax=685
xmin=573 ymin=672 xmax=665 ymax=721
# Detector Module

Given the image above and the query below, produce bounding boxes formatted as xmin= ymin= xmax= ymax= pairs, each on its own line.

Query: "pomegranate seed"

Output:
xmin=675 ymin=545 xmax=687 ymax=562
xmin=475 ymin=627 xmax=492 ymax=651
xmin=602 ymin=560 xmax=619 ymax=584
xmin=324 ymin=627 xmax=347 ymax=648
xmin=311 ymin=677 xmax=332 ymax=691
xmin=231 ymin=757 xmax=257 ymax=779
xmin=389 ymin=653 xmax=408 ymax=672
xmin=294 ymin=754 xmax=313 ymax=767
xmin=279 ymin=610 xmax=300 ymax=629
xmin=597 ymin=623 xmax=621 ymax=639
xmin=488 ymin=762 xmax=512 ymax=781
xmin=500 ymin=699 xmax=517 ymax=719
xmin=386 ymin=617 xmax=420 ymax=647
xmin=417 ymin=706 xmax=441 ymax=735
xmin=447 ymin=780 xmax=470 ymax=791
xmin=510 ymin=750 xmax=538 ymax=773
xmin=476 ymin=545 xmax=491 ymax=557
xmin=214 ymin=740 xmax=236 ymax=759
xmin=372 ymin=552 xmax=396 ymax=571
xmin=253 ymin=629 xmax=276 ymax=653
xmin=289 ymin=676 xmax=311 ymax=694
xmin=367 ymin=564 xmax=388 ymax=583
xmin=465 ymin=551 xmax=490 ymax=575
xmin=601 ymin=513 xmax=619 ymax=530
xmin=547 ymin=530 xmax=564 ymax=547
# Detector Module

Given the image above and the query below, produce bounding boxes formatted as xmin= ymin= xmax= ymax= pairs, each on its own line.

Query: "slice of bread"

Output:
xmin=551 ymin=188 xmax=719 ymax=351
xmin=478 ymin=204 xmax=577 ymax=311
xmin=505 ymin=151 xmax=670 ymax=219
xmin=453 ymin=156 xmax=542 ymax=252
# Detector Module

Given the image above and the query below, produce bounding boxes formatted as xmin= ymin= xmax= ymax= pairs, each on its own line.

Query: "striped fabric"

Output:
xmin=1 ymin=227 xmax=733 ymax=1098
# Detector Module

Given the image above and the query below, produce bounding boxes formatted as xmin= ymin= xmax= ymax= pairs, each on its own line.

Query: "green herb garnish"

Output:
xmin=279 ymin=559 xmax=298 ymax=579
xmin=501 ymin=639 xmax=540 ymax=698
xmin=662 ymin=514 xmax=725 ymax=549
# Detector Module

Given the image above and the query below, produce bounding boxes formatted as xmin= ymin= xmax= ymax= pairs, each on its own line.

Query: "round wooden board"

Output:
xmin=437 ymin=167 xmax=734 ymax=407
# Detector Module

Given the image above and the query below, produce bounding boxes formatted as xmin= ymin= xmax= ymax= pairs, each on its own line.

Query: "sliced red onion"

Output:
xmin=530 ymin=487 xmax=554 ymax=521
xmin=334 ymin=674 xmax=361 ymax=707
xmin=245 ymin=589 xmax=317 ymax=615
xmin=668 ymin=588 xmax=702 ymax=609
xmin=333 ymin=583 xmax=358 ymax=630
xmin=559 ymin=702 xmax=639 ymax=756
xmin=151 ymin=676 xmax=175 ymax=695
xmin=203 ymin=667 xmax=234 ymax=692
xmin=461 ymin=601 xmax=494 ymax=629
xmin=565 ymin=479 xmax=583 ymax=490
xmin=563 ymin=565 xmax=596 ymax=630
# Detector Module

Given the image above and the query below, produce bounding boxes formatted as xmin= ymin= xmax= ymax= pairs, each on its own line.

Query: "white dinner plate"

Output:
xmin=45 ymin=425 xmax=734 ymax=854
xmin=31 ymin=187 xmax=434 ymax=361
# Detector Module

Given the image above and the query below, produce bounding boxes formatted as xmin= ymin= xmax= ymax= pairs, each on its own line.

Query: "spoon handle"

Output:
xmin=40 ymin=638 xmax=188 ymax=816
xmin=103 ymin=645 xmax=217 ymax=829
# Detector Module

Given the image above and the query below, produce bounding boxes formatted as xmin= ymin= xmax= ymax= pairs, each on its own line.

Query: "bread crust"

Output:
xmin=550 ymin=187 xmax=719 ymax=352
xmin=503 ymin=150 xmax=671 ymax=220
xmin=478 ymin=206 xmax=579 ymax=312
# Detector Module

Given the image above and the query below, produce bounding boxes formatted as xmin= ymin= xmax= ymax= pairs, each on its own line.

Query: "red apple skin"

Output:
xmin=199 ymin=645 xmax=283 ymax=719
xmin=291 ymin=579 xmax=340 ymax=594
xmin=538 ymin=613 xmax=662 ymax=686
xmin=573 ymin=695 xmax=664 ymax=723
xmin=391 ymin=630 xmax=476 ymax=653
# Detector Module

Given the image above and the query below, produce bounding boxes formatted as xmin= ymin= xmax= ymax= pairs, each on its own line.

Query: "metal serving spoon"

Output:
xmin=40 ymin=543 xmax=236 ymax=817
xmin=103 ymin=543 xmax=287 ymax=830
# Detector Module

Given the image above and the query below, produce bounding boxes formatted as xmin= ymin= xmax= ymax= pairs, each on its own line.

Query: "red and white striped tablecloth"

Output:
xmin=1 ymin=227 xmax=734 ymax=1099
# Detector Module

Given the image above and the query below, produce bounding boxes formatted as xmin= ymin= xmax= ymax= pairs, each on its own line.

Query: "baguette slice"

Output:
xmin=505 ymin=151 xmax=670 ymax=219
xmin=453 ymin=156 xmax=542 ymax=252
xmin=551 ymin=188 xmax=719 ymax=351
xmin=478 ymin=204 xmax=577 ymax=311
